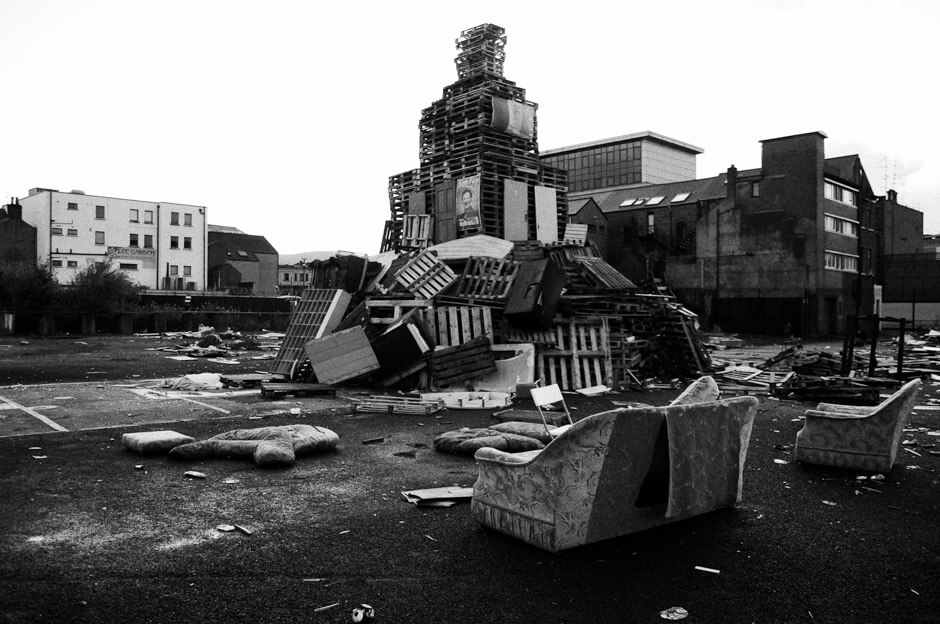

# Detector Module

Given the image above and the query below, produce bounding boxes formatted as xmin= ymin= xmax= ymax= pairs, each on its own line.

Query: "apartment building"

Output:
xmin=18 ymin=188 xmax=207 ymax=290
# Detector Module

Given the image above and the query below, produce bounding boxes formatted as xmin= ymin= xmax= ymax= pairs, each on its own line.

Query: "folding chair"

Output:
xmin=529 ymin=383 xmax=574 ymax=439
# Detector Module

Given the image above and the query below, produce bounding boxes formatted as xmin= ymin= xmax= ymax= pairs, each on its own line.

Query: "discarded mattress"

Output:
xmin=160 ymin=372 xmax=224 ymax=391
xmin=433 ymin=425 xmax=545 ymax=456
xmin=168 ymin=424 xmax=339 ymax=466
xmin=123 ymin=430 xmax=195 ymax=455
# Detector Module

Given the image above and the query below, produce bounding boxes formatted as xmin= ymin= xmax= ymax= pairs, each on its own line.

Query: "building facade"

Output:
xmin=565 ymin=131 xmax=924 ymax=336
xmin=18 ymin=188 xmax=207 ymax=290
xmin=0 ymin=201 xmax=38 ymax=265
xmin=541 ymin=131 xmax=702 ymax=193
xmin=278 ymin=263 xmax=313 ymax=295
xmin=207 ymin=226 xmax=279 ymax=296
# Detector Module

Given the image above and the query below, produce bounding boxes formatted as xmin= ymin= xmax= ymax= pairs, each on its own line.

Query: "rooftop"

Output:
xmin=541 ymin=131 xmax=704 ymax=157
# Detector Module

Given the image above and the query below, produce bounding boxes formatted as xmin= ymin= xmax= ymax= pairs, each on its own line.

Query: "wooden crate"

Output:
xmin=395 ymin=250 xmax=458 ymax=299
xmin=426 ymin=305 xmax=493 ymax=347
xmin=260 ymin=382 xmax=336 ymax=399
xmin=304 ymin=326 xmax=379 ymax=385
xmin=365 ymin=298 xmax=429 ymax=325
xmin=270 ymin=289 xmax=351 ymax=379
xmin=537 ymin=319 xmax=612 ymax=391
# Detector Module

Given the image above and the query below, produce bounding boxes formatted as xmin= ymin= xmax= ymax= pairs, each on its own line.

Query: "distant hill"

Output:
xmin=278 ymin=250 xmax=358 ymax=265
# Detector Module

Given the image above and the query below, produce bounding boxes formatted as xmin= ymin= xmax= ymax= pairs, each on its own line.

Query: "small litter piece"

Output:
xmin=575 ymin=385 xmax=612 ymax=396
xmin=32 ymin=455 xmax=47 ymax=460
xmin=351 ymin=604 xmax=375 ymax=623
xmin=234 ymin=524 xmax=253 ymax=535
xmin=660 ymin=606 xmax=689 ymax=620
xmin=773 ymin=459 xmax=788 ymax=464
xmin=694 ymin=566 xmax=720 ymax=574
xmin=313 ymin=603 xmax=339 ymax=613
xmin=184 ymin=471 xmax=207 ymax=479
xmin=134 ymin=464 xmax=144 ymax=470
xmin=221 ymin=478 xmax=240 ymax=485
xmin=822 ymin=500 xmax=837 ymax=506
xmin=870 ymin=474 xmax=885 ymax=481
xmin=216 ymin=524 xmax=237 ymax=532
xmin=402 ymin=486 xmax=474 ymax=507
xmin=362 ymin=437 xmax=385 ymax=445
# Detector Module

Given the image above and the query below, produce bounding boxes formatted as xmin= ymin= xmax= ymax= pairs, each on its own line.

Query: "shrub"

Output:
xmin=0 ymin=262 xmax=60 ymax=311
xmin=65 ymin=262 xmax=141 ymax=314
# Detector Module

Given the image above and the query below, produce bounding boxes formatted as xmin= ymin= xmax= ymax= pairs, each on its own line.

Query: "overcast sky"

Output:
xmin=2 ymin=0 xmax=937 ymax=256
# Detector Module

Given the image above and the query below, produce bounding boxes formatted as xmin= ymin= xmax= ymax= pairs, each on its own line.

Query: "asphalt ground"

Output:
xmin=0 ymin=336 xmax=938 ymax=623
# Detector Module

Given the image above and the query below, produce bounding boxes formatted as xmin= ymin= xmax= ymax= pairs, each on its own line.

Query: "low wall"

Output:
xmin=879 ymin=303 xmax=940 ymax=331
xmin=0 ymin=311 xmax=292 ymax=336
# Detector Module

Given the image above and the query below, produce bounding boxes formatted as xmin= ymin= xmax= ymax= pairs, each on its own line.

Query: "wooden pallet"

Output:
xmin=451 ymin=256 xmax=520 ymax=300
xmin=305 ymin=326 xmax=379 ymax=385
xmin=365 ymin=298 xmax=430 ymax=325
xmin=260 ymin=382 xmax=336 ymax=399
xmin=353 ymin=395 xmax=444 ymax=416
xmin=537 ymin=319 xmax=612 ymax=391
xmin=402 ymin=214 xmax=433 ymax=249
xmin=269 ymin=289 xmax=351 ymax=379
xmin=428 ymin=335 xmax=497 ymax=388
xmin=395 ymin=250 xmax=458 ymax=299
xmin=220 ymin=373 xmax=277 ymax=389
xmin=562 ymin=223 xmax=588 ymax=244
xmin=426 ymin=305 xmax=493 ymax=347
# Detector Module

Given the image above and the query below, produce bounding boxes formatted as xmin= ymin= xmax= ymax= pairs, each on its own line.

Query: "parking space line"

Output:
xmin=0 ymin=395 xmax=69 ymax=432
xmin=138 ymin=389 xmax=232 ymax=414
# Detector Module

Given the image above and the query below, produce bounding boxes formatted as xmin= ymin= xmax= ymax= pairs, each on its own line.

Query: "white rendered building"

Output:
xmin=19 ymin=188 xmax=207 ymax=290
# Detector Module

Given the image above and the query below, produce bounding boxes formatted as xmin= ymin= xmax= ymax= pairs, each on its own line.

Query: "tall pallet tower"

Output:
xmin=383 ymin=24 xmax=568 ymax=252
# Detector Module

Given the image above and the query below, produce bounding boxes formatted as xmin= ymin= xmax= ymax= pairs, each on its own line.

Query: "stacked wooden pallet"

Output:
xmin=537 ymin=319 xmax=612 ymax=391
xmin=428 ymin=335 xmax=497 ymax=388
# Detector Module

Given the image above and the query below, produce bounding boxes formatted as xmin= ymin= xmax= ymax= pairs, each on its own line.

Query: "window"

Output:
xmin=169 ymin=265 xmax=179 ymax=276
xmin=170 ymin=236 xmax=179 ymax=249
xmin=67 ymin=202 xmax=78 ymax=210
xmin=95 ymin=231 xmax=105 ymax=245
xmin=51 ymin=259 xmax=63 ymax=267
xmin=96 ymin=205 xmax=105 ymax=219
xmin=144 ymin=234 xmax=153 ymax=248
xmin=67 ymin=228 xmax=78 ymax=236
xmin=119 ymin=263 xmax=138 ymax=271
xmin=144 ymin=210 xmax=154 ymax=224
xmin=170 ymin=212 xmax=179 ymax=225
xmin=67 ymin=260 xmax=78 ymax=268
xmin=619 ymin=198 xmax=636 ymax=207
xmin=825 ymin=214 xmax=859 ymax=237
xmin=130 ymin=209 xmax=139 ymax=223
xmin=751 ymin=182 xmax=760 ymax=197
xmin=672 ymin=192 xmax=691 ymax=202
xmin=824 ymin=181 xmax=858 ymax=207
xmin=647 ymin=211 xmax=655 ymax=235
xmin=183 ymin=265 xmax=192 ymax=276
xmin=646 ymin=196 xmax=665 ymax=206
xmin=183 ymin=237 xmax=192 ymax=250
xmin=283 ymin=272 xmax=290 ymax=281
xmin=130 ymin=233 xmax=139 ymax=247
xmin=52 ymin=226 xmax=63 ymax=236
xmin=824 ymin=251 xmax=858 ymax=273
xmin=184 ymin=213 xmax=192 ymax=226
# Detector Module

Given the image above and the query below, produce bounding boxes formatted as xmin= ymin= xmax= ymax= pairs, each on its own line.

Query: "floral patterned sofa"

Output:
xmin=794 ymin=378 xmax=921 ymax=472
xmin=470 ymin=377 xmax=758 ymax=552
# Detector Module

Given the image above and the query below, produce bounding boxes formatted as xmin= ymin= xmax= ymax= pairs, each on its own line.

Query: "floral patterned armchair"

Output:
xmin=794 ymin=378 xmax=921 ymax=472
xmin=471 ymin=378 xmax=757 ymax=552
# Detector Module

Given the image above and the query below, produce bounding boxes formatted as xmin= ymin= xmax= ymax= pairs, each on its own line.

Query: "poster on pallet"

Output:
xmin=455 ymin=174 xmax=481 ymax=231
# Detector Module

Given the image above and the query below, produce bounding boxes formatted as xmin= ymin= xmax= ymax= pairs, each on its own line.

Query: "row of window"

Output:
xmin=167 ymin=265 xmax=192 ymax=276
xmin=543 ymin=142 xmax=642 ymax=192
xmin=282 ymin=273 xmax=311 ymax=282
xmin=66 ymin=202 xmax=194 ymax=226
xmin=824 ymin=214 xmax=859 ymax=238
xmin=824 ymin=181 xmax=858 ymax=207
xmin=52 ymin=228 xmax=192 ymax=249
xmin=824 ymin=251 xmax=858 ymax=272
xmin=51 ymin=259 xmax=194 ymax=277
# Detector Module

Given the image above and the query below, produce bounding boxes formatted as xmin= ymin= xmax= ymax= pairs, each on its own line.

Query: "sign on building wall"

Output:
xmin=490 ymin=97 xmax=535 ymax=140
xmin=455 ymin=174 xmax=482 ymax=231
xmin=107 ymin=246 xmax=156 ymax=268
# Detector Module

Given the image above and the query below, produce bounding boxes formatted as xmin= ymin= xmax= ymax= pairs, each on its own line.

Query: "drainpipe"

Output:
xmin=155 ymin=204 xmax=160 ymax=289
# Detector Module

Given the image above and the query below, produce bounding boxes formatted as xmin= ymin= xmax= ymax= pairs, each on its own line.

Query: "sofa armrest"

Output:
xmin=814 ymin=403 xmax=877 ymax=415
xmin=805 ymin=409 xmax=870 ymax=420
xmin=474 ymin=447 xmax=541 ymax=466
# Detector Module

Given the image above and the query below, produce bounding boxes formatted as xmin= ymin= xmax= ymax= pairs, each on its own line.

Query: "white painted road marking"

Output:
xmin=0 ymin=395 xmax=69 ymax=432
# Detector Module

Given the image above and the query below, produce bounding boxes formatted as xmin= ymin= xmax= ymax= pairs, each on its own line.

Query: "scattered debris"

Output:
xmin=362 ymin=437 xmax=385 ymax=445
xmin=313 ymin=603 xmax=340 ymax=613
xmin=694 ymin=566 xmax=720 ymax=574
xmin=822 ymin=500 xmax=837 ymax=506
xmin=351 ymin=604 xmax=375 ymax=623
xmin=216 ymin=524 xmax=236 ymax=532
xmin=660 ymin=606 xmax=689 ymax=620
xmin=401 ymin=486 xmax=474 ymax=507
xmin=184 ymin=471 xmax=207 ymax=479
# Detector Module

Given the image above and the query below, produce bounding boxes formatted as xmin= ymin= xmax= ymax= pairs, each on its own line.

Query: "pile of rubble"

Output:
xmin=258 ymin=235 xmax=712 ymax=397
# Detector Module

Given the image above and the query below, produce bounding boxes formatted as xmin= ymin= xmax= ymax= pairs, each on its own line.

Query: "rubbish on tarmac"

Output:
xmin=402 ymin=486 xmax=473 ymax=506
xmin=351 ymin=604 xmax=375 ymax=622
xmin=660 ymin=606 xmax=689 ymax=620
xmin=184 ymin=471 xmax=207 ymax=479
xmin=313 ymin=603 xmax=339 ymax=613
xmin=694 ymin=566 xmax=720 ymax=574
xmin=216 ymin=525 xmax=236 ymax=532
xmin=123 ymin=430 xmax=195 ymax=455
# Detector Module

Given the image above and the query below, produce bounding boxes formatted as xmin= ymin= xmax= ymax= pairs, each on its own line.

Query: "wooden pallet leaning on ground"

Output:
xmin=425 ymin=305 xmax=493 ymax=347
xmin=537 ymin=319 xmax=612 ymax=391
xmin=428 ymin=335 xmax=497 ymax=389
xmin=260 ymin=382 xmax=337 ymax=399
xmin=353 ymin=396 xmax=444 ymax=416
xmin=269 ymin=289 xmax=351 ymax=379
